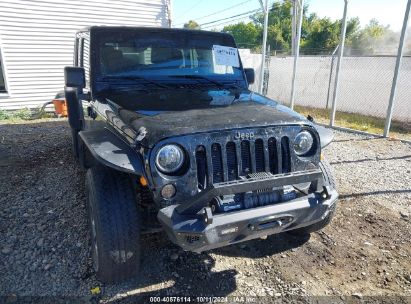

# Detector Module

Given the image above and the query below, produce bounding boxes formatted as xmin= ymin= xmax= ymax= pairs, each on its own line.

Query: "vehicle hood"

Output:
xmin=108 ymin=91 xmax=311 ymax=148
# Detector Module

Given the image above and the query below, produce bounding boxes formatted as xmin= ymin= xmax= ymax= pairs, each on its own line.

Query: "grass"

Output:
xmin=0 ymin=108 xmax=55 ymax=123
xmin=294 ymin=105 xmax=411 ymax=140
xmin=0 ymin=108 xmax=32 ymax=121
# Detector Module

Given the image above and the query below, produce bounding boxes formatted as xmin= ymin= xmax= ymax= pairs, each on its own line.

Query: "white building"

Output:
xmin=0 ymin=0 xmax=171 ymax=110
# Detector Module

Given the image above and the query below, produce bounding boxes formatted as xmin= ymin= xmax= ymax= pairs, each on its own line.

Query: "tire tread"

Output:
xmin=86 ymin=165 xmax=140 ymax=282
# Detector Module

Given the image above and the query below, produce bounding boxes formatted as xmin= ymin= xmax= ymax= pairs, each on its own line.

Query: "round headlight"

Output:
xmin=294 ymin=131 xmax=314 ymax=156
xmin=155 ymin=144 xmax=184 ymax=174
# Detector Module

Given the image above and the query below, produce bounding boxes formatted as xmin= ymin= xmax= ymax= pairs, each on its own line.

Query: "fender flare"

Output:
xmin=65 ymin=87 xmax=83 ymax=131
xmin=79 ymin=128 xmax=146 ymax=176
xmin=315 ymin=125 xmax=334 ymax=149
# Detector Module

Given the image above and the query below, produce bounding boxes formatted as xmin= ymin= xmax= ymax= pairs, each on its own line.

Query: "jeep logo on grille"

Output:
xmin=234 ymin=131 xmax=255 ymax=140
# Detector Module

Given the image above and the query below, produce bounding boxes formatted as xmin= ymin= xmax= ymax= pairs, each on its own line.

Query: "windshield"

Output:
xmin=94 ymin=30 xmax=245 ymax=82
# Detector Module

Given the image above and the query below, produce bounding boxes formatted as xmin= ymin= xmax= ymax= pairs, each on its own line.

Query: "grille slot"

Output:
xmin=268 ymin=137 xmax=278 ymax=174
xmin=226 ymin=142 xmax=238 ymax=181
xmin=195 ymin=146 xmax=207 ymax=189
xmin=254 ymin=139 xmax=265 ymax=173
xmin=281 ymin=137 xmax=291 ymax=173
xmin=211 ymin=143 xmax=224 ymax=183
xmin=241 ymin=141 xmax=252 ymax=175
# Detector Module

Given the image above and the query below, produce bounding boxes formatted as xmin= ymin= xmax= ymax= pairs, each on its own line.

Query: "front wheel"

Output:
xmin=288 ymin=160 xmax=338 ymax=236
xmin=86 ymin=165 xmax=141 ymax=282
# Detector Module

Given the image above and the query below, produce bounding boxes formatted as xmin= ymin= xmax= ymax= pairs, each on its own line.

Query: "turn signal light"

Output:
xmin=139 ymin=176 xmax=148 ymax=186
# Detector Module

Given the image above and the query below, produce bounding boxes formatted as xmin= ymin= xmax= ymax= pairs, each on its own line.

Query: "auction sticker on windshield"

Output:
xmin=213 ymin=45 xmax=240 ymax=67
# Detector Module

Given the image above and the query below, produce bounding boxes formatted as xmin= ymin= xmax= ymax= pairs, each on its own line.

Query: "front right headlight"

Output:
xmin=155 ymin=144 xmax=184 ymax=174
xmin=294 ymin=131 xmax=314 ymax=156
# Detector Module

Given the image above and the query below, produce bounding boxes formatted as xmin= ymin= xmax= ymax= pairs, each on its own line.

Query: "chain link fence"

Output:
xmin=237 ymin=0 xmax=411 ymax=141
xmin=394 ymin=56 xmax=411 ymax=125
xmin=263 ymin=55 xmax=411 ymax=141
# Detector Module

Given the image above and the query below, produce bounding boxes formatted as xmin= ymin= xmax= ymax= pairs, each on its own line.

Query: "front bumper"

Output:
xmin=157 ymin=169 xmax=338 ymax=253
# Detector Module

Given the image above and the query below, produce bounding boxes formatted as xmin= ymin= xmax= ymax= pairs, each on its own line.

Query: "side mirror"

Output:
xmin=244 ymin=68 xmax=255 ymax=85
xmin=64 ymin=66 xmax=85 ymax=88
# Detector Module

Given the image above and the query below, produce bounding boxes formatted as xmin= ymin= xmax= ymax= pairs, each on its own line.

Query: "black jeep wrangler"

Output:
xmin=64 ymin=26 xmax=338 ymax=283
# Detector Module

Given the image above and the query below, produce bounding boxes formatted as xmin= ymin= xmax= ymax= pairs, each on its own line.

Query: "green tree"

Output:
xmin=250 ymin=0 xmax=295 ymax=52
xmin=267 ymin=24 xmax=288 ymax=51
xmin=345 ymin=17 xmax=361 ymax=45
xmin=218 ymin=0 xmax=388 ymax=55
xmin=302 ymin=15 xmax=341 ymax=53
xmin=222 ymin=22 xmax=260 ymax=48
xmin=183 ymin=20 xmax=200 ymax=29
xmin=302 ymin=15 xmax=360 ymax=54
xmin=350 ymin=19 xmax=393 ymax=54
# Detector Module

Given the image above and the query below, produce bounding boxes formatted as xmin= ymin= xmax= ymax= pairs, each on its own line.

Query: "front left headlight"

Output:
xmin=294 ymin=131 xmax=314 ymax=156
xmin=155 ymin=144 xmax=184 ymax=174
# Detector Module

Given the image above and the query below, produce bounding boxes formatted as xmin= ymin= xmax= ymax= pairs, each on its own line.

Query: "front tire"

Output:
xmin=288 ymin=160 xmax=338 ymax=236
xmin=86 ymin=165 xmax=141 ymax=283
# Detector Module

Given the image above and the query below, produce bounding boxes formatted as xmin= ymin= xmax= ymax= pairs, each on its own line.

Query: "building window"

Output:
xmin=0 ymin=49 xmax=6 ymax=93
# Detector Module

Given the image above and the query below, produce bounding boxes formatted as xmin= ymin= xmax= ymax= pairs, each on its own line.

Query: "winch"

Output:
xmin=210 ymin=185 xmax=297 ymax=214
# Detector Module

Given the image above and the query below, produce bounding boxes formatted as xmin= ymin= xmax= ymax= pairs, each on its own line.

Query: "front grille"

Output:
xmin=255 ymin=139 xmax=265 ymax=173
xmin=196 ymin=136 xmax=292 ymax=188
xmin=268 ymin=137 xmax=278 ymax=174
xmin=281 ymin=137 xmax=291 ymax=173
xmin=211 ymin=143 xmax=224 ymax=183
xmin=195 ymin=146 xmax=207 ymax=190
xmin=240 ymin=141 xmax=251 ymax=175
xmin=226 ymin=142 xmax=238 ymax=181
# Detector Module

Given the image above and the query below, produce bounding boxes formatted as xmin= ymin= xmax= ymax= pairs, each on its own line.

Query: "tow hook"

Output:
xmin=321 ymin=186 xmax=332 ymax=199
xmin=203 ymin=207 xmax=213 ymax=225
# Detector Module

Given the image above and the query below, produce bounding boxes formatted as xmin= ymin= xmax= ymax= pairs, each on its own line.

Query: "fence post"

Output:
xmin=330 ymin=0 xmax=348 ymax=127
xmin=384 ymin=0 xmax=411 ymax=137
xmin=326 ymin=46 xmax=339 ymax=109
xmin=291 ymin=0 xmax=296 ymax=56
xmin=258 ymin=0 xmax=269 ymax=95
xmin=290 ymin=0 xmax=304 ymax=109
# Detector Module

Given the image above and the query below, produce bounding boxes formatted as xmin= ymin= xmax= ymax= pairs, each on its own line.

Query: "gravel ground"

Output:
xmin=0 ymin=120 xmax=410 ymax=303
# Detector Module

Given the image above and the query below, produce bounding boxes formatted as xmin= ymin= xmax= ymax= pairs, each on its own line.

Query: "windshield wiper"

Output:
xmin=102 ymin=75 xmax=171 ymax=89
xmin=170 ymin=75 xmax=245 ymax=92
xmin=169 ymin=75 xmax=226 ymax=89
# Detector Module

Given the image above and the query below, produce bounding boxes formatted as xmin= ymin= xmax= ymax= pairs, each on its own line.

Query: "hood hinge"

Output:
xmin=131 ymin=126 xmax=147 ymax=149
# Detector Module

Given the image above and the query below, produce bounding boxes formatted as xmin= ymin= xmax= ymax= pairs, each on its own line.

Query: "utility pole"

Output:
xmin=330 ymin=0 xmax=348 ymax=126
xmin=167 ymin=0 xmax=172 ymax=28
xmin=258 ymin=0 xmax=269 ymax=95
xmin=289 ymin=0 xmax=304 ymax=109
xmin=384 ymin=0 xmax=411 ymax=137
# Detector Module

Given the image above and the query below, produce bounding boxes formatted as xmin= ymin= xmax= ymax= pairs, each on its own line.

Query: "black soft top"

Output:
xmin=77 ymin=26 xmax=234 ymax=40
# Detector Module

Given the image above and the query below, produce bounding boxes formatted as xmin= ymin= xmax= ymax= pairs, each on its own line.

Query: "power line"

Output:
xmin=201 ymin=16 xmax=255 ymax=29
xmin=195 ymin=0 xmax=250 ymax=21
xmin=174 ymin=0 xmax=204 ymax=20
xmin=201 ymin=15 xmax=256 ymax=29
xmin=200 ymin=0 xmax=275 ymax=30
xmin=174 ymin=0 xmax=250 ymax=26
xmin=200 ymin=8 xmax=261 ymax=27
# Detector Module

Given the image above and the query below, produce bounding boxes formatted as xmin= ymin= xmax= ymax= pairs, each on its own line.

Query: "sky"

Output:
xmin=171 ymin=0 xmax=407 ymax=32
